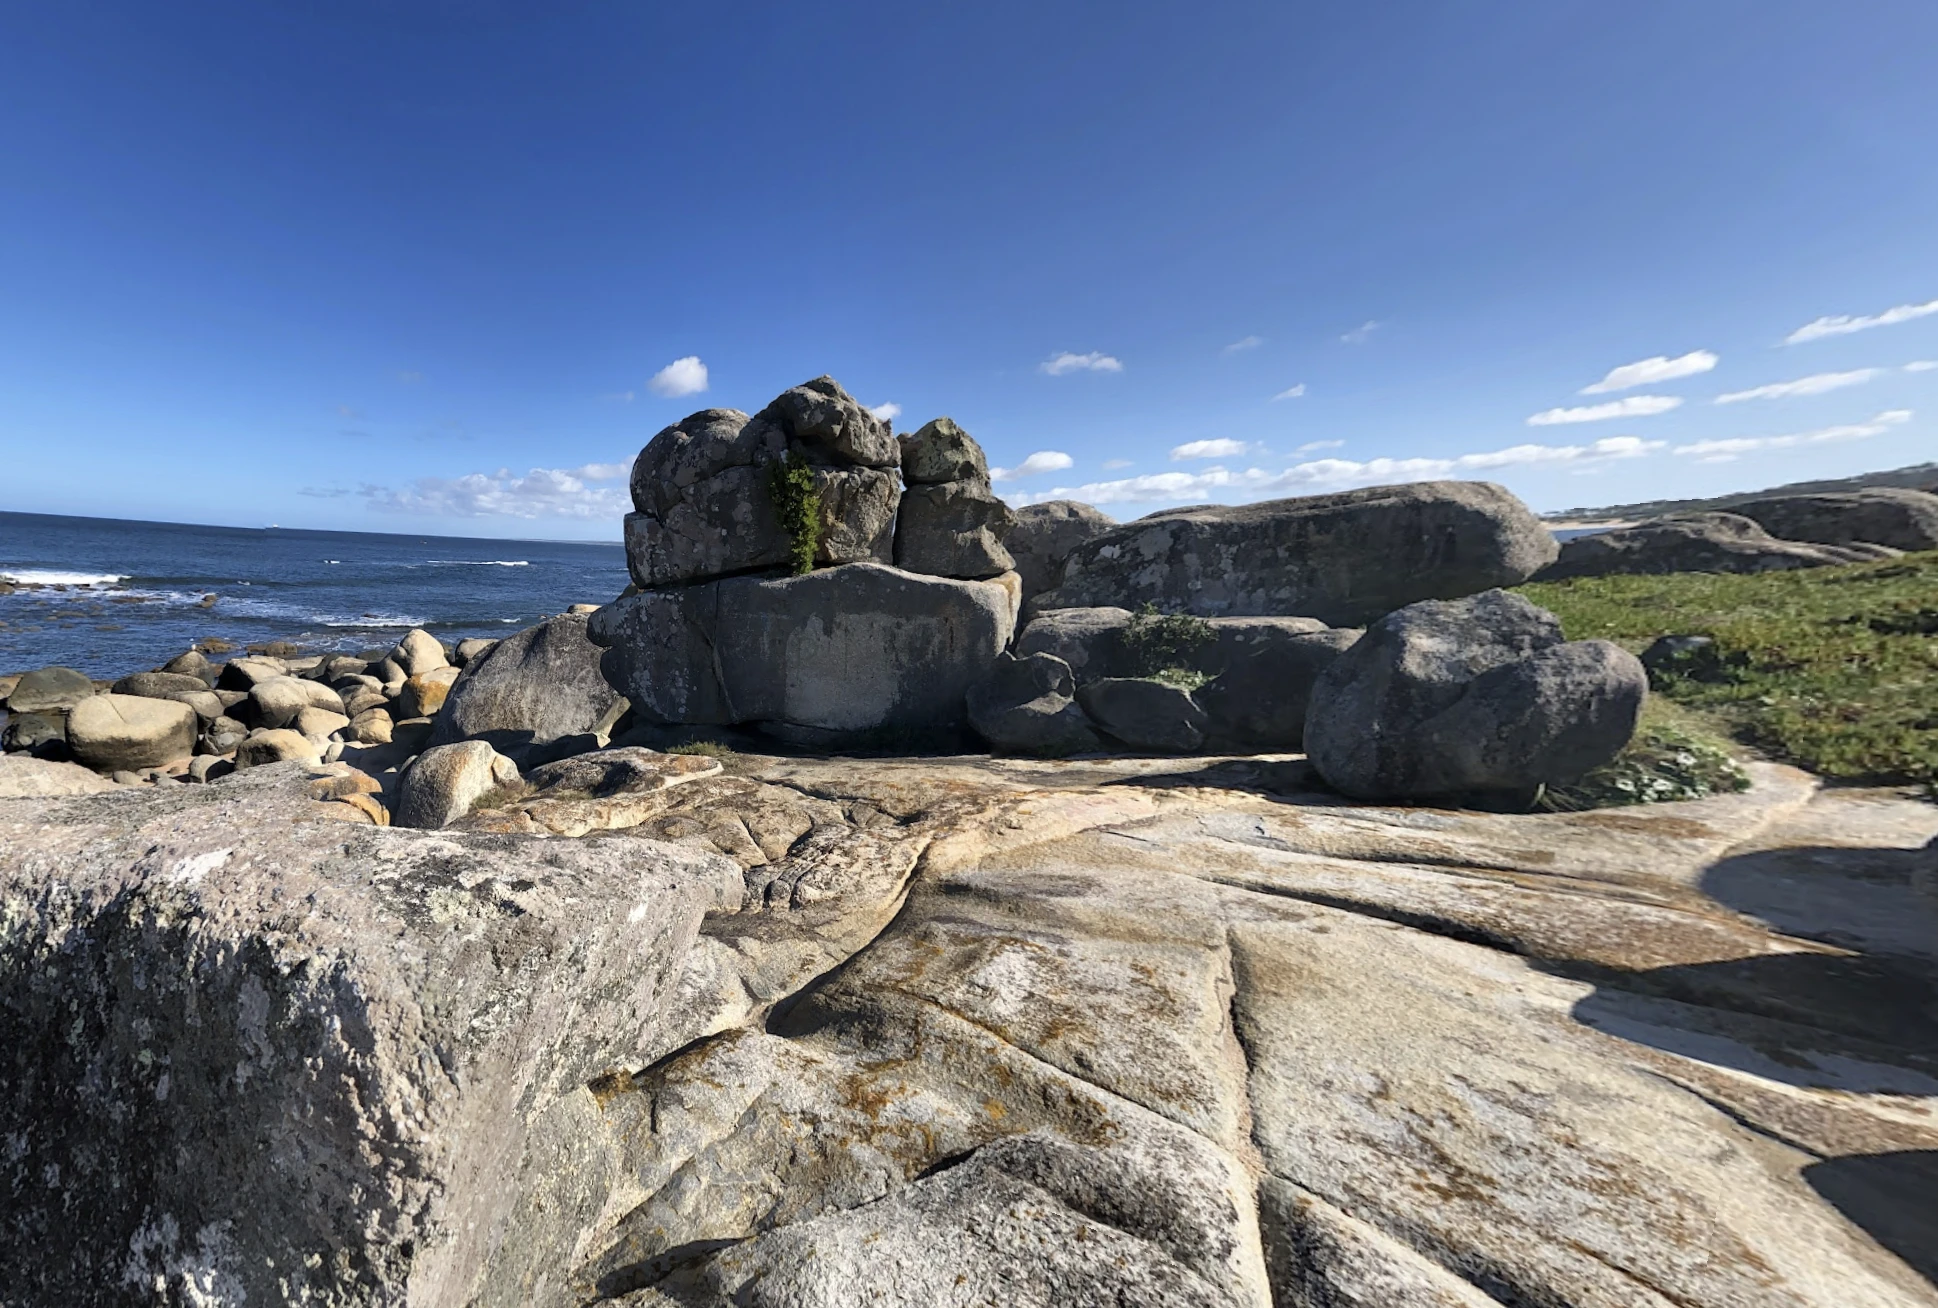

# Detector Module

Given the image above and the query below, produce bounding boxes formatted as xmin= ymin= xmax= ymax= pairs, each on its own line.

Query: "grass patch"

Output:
xmin=1541 ymin=699 xmax=1750 ymax=811
xmin=468 ymin=778 xmax=534 ymax=813
xmin=668 ymin=740 xmax=737 ymax=760
xmin=1518 ymin=551 xmax=1938 ymax=789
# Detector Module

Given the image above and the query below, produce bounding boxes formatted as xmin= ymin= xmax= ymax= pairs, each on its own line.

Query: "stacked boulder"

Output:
xmin=893 ymin=418 xmax=1016 ymax=579
xmin=1006 ymin=499 xmax=1116 ymax=604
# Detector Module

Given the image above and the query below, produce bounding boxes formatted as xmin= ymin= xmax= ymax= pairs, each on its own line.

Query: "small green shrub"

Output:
xmin=767 ymin=453 xmax=823 ymax=576
xmin=1120 ymin=602 xmax=1215 ymax=682
xmin=1541 ymin=702 xmax=1750 ymax=811
xmin=1149 ymin=666 xmax=1211 ymax=691
xmin=668 ymin=740 xmax=736 ymax=760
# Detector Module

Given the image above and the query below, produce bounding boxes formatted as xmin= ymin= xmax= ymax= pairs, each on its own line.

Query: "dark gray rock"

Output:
xmin=429 ymin=613 xmax=625 ymax=762
xmin=1304 ymin=590 xmax=1646 ymax=804
xmin=315 ymin=654 xmax=371 ymax=683
xmin=1039 ymin=481 xmax=1558 ymax=622
xmin=6 ymin=666 xmax=97 ymax=715
xmin=899 ymin=417 xmax=991 ymax=486
xmin=1197 ymin=628 xmax=1360 ymax=752
xmin=1729 ymin=488 xmax=1938 ymax=553
xmin=1009 ymin=500 xmax=1117 ymax=604
xmin=2 ymin=711 xmax=68 ymax=759
xmin=1640 ymin=635 xmax=1722 ymax=684
xmin=757 ymin=374 xmax=900 ymax=468
xmin=966 ymin=653 xmax=1103 ymax=756
xmin=895 ymin=480 xmax=1017 ymax=579
xmin=1537 ymin=513 xmax=1876 ymax=581
xmin=1016 ymin=608 xmax=1332 ymax=686
xmin=112 ymin=671 xmax=212 ymax=700
xmin=1076 ymin=678 xmax=1209 ymax=753
xmin=590 ymin=562 xmax=1020 ymax=740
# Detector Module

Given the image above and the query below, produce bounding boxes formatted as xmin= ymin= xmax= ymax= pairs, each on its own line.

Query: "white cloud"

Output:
xmin=1714 ymin=369 xmax=1881 ymax=404
xmin=1786 ymin=298 xmax=1938 ymax=344
xmin=1906 ymin=360 xmax=1938 ymax=373
xmin=1223 ymin=335 xmax=1263 ymax=353
xmin=990 ymin=450 xmax=1075 ymax=481
xmin=868 ymin=401 xmax=902 ymax=422
xmin=1040 ymin=351 xmax=1123 ymax=375
xmin=647 ymin=356 xmax=709 ymax=398
xmin=1008 ymin=435 xmax=1660 ymax=507
xmin=600 ymin=390 xmax=636 ymax=404
xmin=1295 ymin=439 xmax=1344 ymax=453
xmin=1340 ymin=320 xmax=1380 ymax=345
xmin=1580 ymin=350 xmax=1717 ymax=394
xmin=1171 ymin=438 xmax=1251 ymax=461
xmin=362 ymin=466 xmax=633 ymax=520
xmin=1102 ymin=458 xmax=1133 ymax=470
xmin=1272 ymin=383 xmax=1307 ymax=401
xmin=1671 ymin=410 xmax=1913 ymax=462
xmin=571 ymin=461 xmax=633 ymax=481
xmin=1528 ymin=395 xmax=1683 ymax=426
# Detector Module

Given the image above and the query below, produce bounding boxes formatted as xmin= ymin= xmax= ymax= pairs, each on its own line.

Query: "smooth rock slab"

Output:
xmin=0 ymin=754 xmax=116 ymax=797
xmin=1538 ymin=512 xmax=1879 ymax=580
xmin=1729 ymin=487 xmax=1938 ymax=553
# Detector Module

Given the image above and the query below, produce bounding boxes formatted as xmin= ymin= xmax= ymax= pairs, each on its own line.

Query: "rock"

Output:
xmin=394 ymin=740 xmax=522 ymax=829
xmin=1014 ymin=606 xmax=1137 ymax=680
xmin=249 ymin=675 xmax=346 ymax=730
xmin=111 ymin=670 xmax=212 ymax=700
xmin=109 ymin=770 xmax=144 ymax=786
xmin=186 ymin=754 xmax=233 ymax=784
xmin=164 ymin=688 xmax=227 ymax=722
xmin=1016 ymin=607 xmax=1334 ymax=687
xmin=372 ymin=655 xmax=406 ymax=690
xmin=898 ymin=417 xmax=990 ymax=485
xmin=1007 ymin=500 xmax=1117 ymax=603
xmin=214 ymin=688 xmax=249 ymax=712
xmin=215 ymin=655 xmax=287 ymax=690
xmin=894 ymin=479 xmax=1017 ymax=579
xmin=1304 ymin=590 xmax=1646 ymax=804
xmin=64 ymin=694 xmax=198 ymax=772
xmin=566 ymin=603 xmax=601 ymax=616
xmin=233 ymin=728 xmax=322 ymax=768
xmin=966 ymin=652 xmax=1103 ymax=756
xmin=428 ymin=613 xmax=626 ymax=761
xmin=0 ymin=755 xmax=115 ymax=797
xmin=1039 ymin=481 xmax=1559 ymax=622
xmin=0 ymin=673 xmax=17 ymax=706
xmin=1 ymin=712 xmax=68 ymax=760
xmin=759 ymin=374 xmax=900 ymax=468
xmin=347 ymin=707 xmax=394 ymax=744
xmin=1729 ymin=487 xmax=1938 ymax=553
xmin=591 ymin=563 xmax=1021 ymax=741
xmin=454 ymin=637 xmax=498 ymax=665
xmin=400 ymin=665 xmax=462 ymax=719
xmin=316 ymin=654 xmax=370 ymax=682
xmin=810 ymin=465 xmax=901 ymax=565
xmin=294 ymin=706 xmax=351 ymax=739
xmin=1076 ymin=677 xmax=1209 ymax=752
xmin=200 ymin=716 xmax=249 ymax=755
xmin=1196 ymin=628 xmax=1361 ymax=751
xmin=1640 ymin=634 xmax=1723 ymax=684
xmin=6 ymin=666 xmax=97 ymax=715
xmin=338 ymin=683 xmax=389 ymax=717
xmin=390 ymin=628 xmax=449 ymax=678
xmin=160 ymin=649 xmax=216 ymax=684
xmin=1537 ymin=513 xmax=1877 ymax=580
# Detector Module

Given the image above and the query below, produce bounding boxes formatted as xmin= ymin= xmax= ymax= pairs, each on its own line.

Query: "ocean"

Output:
xmin=0 ymin=511 xmax=629 ymax=679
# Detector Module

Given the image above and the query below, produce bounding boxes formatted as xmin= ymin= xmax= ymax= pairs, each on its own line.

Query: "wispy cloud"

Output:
xmin=648 ymin=356 xmax=709 ymax=398
xmin=1272 ymin=383 xmax=1307 ymax=401
xmin=1906 ymin=360 xmax=1938 ymax=373
xmin=362 ymin=465 xmax=633 ymax=519
xmin=990 ymin=451 xmax=1076 ymax=481
xmin=1171 ymin=438 xmax=1250 ymax=461
xmin=1295 ymin=439 xmax=1344 ymax=454
xmin=1040 ymin=351 xmax=1123 ymax=375
xmin=1714 ymin=369 xmax=1881 ymax=404
xmin=571 ymin=461 xmax=633 ymax=481
xmin=1528 ymin=395 xmax=1682 ymax=426
xmin=300 ymin=485 xmax=352 ymax=499
xmin=1224 ymin=335 xmax=1264 ymax=353
xmin=1671 ymin=410 xmax=1912 ymax=462
xmin=867 ymin=401 xmax=902 ymax=422
xmin=1102 ymin=458 xmax=1133 ymax=470
xmin=1786 ymin=298 xmax=1938 ymax=344
xmin=600 ymin=390 xmax=636 ymax=404
xmin=1581 ymin=350 xmax=1717 ymax=394
xmin=1340 ymin=320 xmax=1380 ymax=345
xmin=1009 ymin=436 xmax=1659 ymax=508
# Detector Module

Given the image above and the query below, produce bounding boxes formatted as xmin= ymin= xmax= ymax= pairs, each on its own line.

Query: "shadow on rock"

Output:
xmin=1803 ymin=1151 xmax=1938 ymax=1286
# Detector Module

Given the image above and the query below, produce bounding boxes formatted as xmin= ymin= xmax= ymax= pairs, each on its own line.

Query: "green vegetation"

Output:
xmin=668 ymin=740 xmax=736 ymax=760
xmin=1519 ymin=551 xmax=1938 ymax=788
xmin=767 ymin=453 xmax=823 ymax=576
xmin=1120 ymin=603 xmax=1215 ymax=681
xmin=1541 ymin=699 xmax=1750 ymax=811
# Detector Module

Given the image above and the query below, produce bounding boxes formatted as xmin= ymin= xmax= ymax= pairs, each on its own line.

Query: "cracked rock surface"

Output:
xmin=3 ymin=751 xmax=1935 ymax=1306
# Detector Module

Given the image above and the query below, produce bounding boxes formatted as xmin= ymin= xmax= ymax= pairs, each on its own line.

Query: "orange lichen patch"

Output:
xmin=588 ymin=1067 xmax=640 ymax=1109
xmin=983 ymin=1098 xmax=1007 ymax=1121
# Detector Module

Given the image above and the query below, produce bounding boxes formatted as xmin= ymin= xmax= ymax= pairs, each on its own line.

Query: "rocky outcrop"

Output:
xmin=1539 ymin=513 xmax=1883 ymax=580
xmin=893 ymin=418 xmax=1016 ymax=579
xmin=430 ymin=613 xmax=626 ymax=761
xmin=965 ymin=652 xmax=1102 ymax=756
xmin=591 ymin=562 xmax=1020 ymax=742
xmin=1007 ymin=499 xmax=1116 ymax=603
xmin=0 ymin=754 xmax=115 ymax=797
xmin=1729 ymin=487 xmax=1938 ymax=553
xmin=64 ymin=694 xmax=197 ymax=772
xmin=1038 ymin=481 xmax=1559 ymax=622
xmin=1305 ymin=590 xmax=1646 ymax=804
xmin=394 ymin=739 xmax=522 ymax=829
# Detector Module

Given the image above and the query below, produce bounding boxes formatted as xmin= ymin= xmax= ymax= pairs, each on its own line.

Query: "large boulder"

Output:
xmin=623 ymin=380 xmax=901 ymax=589
xmin=399 ymin=665 xmax=462 ymax=719
xmin=5 ymin=666 xmax=97 ymax=716
xmin=1038 ymin=481 xmax=1558 ymax=623
xmin=394 ymin=739 xmax=523 ymax=829
xmin=1 ymin=712 xmax=68 ymax=760
xmin=1196 ymin=627 xmax=1362 ymax=752
xmin=111 ymin=671 xmax=211 ymax=700
xmin=1016 ymin=607 xmax=1334 ymax=687
xmin=1007 ymin=500 xmax=1116 ymax=603
xmin=64 ymin=694 xmax=197 ymax=772
xmin=1304 ymin=590 xmax=1646 ymax=805
xmin=966 ymin=652 xmax=1103 ymax=756
xmin=590 ymin=562 xmax=1020 ymax=742
xmin=1537 ymin=513 xmax=1879 ymax=581
xmin=1727 ymin=488 xmax=1938 ymax=553
xmin=390 ymin=628 xmax=449 ymax=678
xmin=894 ymin=481 xmax=1016 ymax=579
xmin=897 ymin=416 xmax=989 ymax=485
xmin=249 ymin=675 xmax=345 ymax=730
xmin=430 ymin=612 xmax=626 ymax=760
xmin=1076 ymin=678 xmax=1209 ymax=753
xmin=0 ymin=755 xmax=115 ymax=797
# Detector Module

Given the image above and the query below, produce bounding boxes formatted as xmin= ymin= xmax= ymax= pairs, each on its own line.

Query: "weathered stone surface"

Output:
xmin=390 ymin=628 xmax=450 ymax=677
xmin=1305 ymin=590 xmax=1646 ymax=803
xmin=347 ymin=707 xmax=394 ymax=744
xmin=898 ymin=417 xmax=990 ymax=486
xmin=757 ymin=375 xmax=899 ymax=468
xmin=160 ymin=649 xmax=216 ymax=684
xmin=393 ymin=739 xmax=522 ymax=829
xmin=1039 ymin=481 xmax=1559 ymax=622
xmin=400 ymin=665 xmax=461 ymax=719
xmin=1539 ymin=512 xmax=1880 ymax=580
xmin=111 ymin=670 xmax=211 ymax=700
xmin=294 ymin=705 xmax=351 ymax=739
xmin=1 ymin=711 xmax=68 ymax=759
xmin=6 ymin=665 xmax=97 ymax=715
xmin=249 ymin=674 xmax=345 ymax=730
xmin=1016 ymin=607 xmax=1333 ymax=687
xmin=804 ymin=465 xmax=899 ymax=565
xmin=64 ymin=693 xmax=197 ymax=771
xmin=215 ymin=655 xmax=287 ymax=690
xmin=339 ymin=682 xmax=389 ymax=718
xmin=429 ymin=613 xmax=625 ymax=761
xmin=1197 ymin=627 xmax=1360 ymax=751
xmin=452 ymin=747 xmax=727 ymax=839
xmin=590 ymin=563 xmax=1020 ymax=739
xmin=893 ymin=479 xmax=1016 ymax=579
xmin=233 ymin=727 xmax=321 ymax=768
xmin=1730 ymin=487 xmax=1938 ymax=553
xmin=0 ymin=754 xmax=115 ymax=797
xmin=164 ymin=688 xmax=226 ymax=722
xmin=454 ymin=637 xmax=498 ymax=666
xmin=1077 ymin=677 xmax=1209 ymax=752
xmin=966 ymin=652 xmax=1103 ymax=756
xmin=1008 ymin=499 xmax=1117 ymax=603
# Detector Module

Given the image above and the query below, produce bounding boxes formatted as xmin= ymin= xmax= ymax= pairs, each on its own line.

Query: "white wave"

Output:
xmin=0 ymin=569 xmax=131 ymax=587
xmin=315 ymin=613 xmax=428 ymax=628
xmin=420 ymin=559 xmax=530 ymax=567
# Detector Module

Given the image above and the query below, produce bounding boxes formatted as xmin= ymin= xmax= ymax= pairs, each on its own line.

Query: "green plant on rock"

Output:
xmin=767 ymin=452 xmax=823 ymax=576
xmin=1120 ymin=602 xmax=1215 ymax=682
xmin=1540 ymin=701 xmax=1750 ymax=812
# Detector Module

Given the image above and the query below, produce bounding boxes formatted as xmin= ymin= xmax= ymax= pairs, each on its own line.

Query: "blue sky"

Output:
xmin=2 ymin=1 xmax=1935 ymax=539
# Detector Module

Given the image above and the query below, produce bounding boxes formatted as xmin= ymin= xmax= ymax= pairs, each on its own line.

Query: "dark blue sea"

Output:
xmin=0 ymin=511 xmax=629 ymax=679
